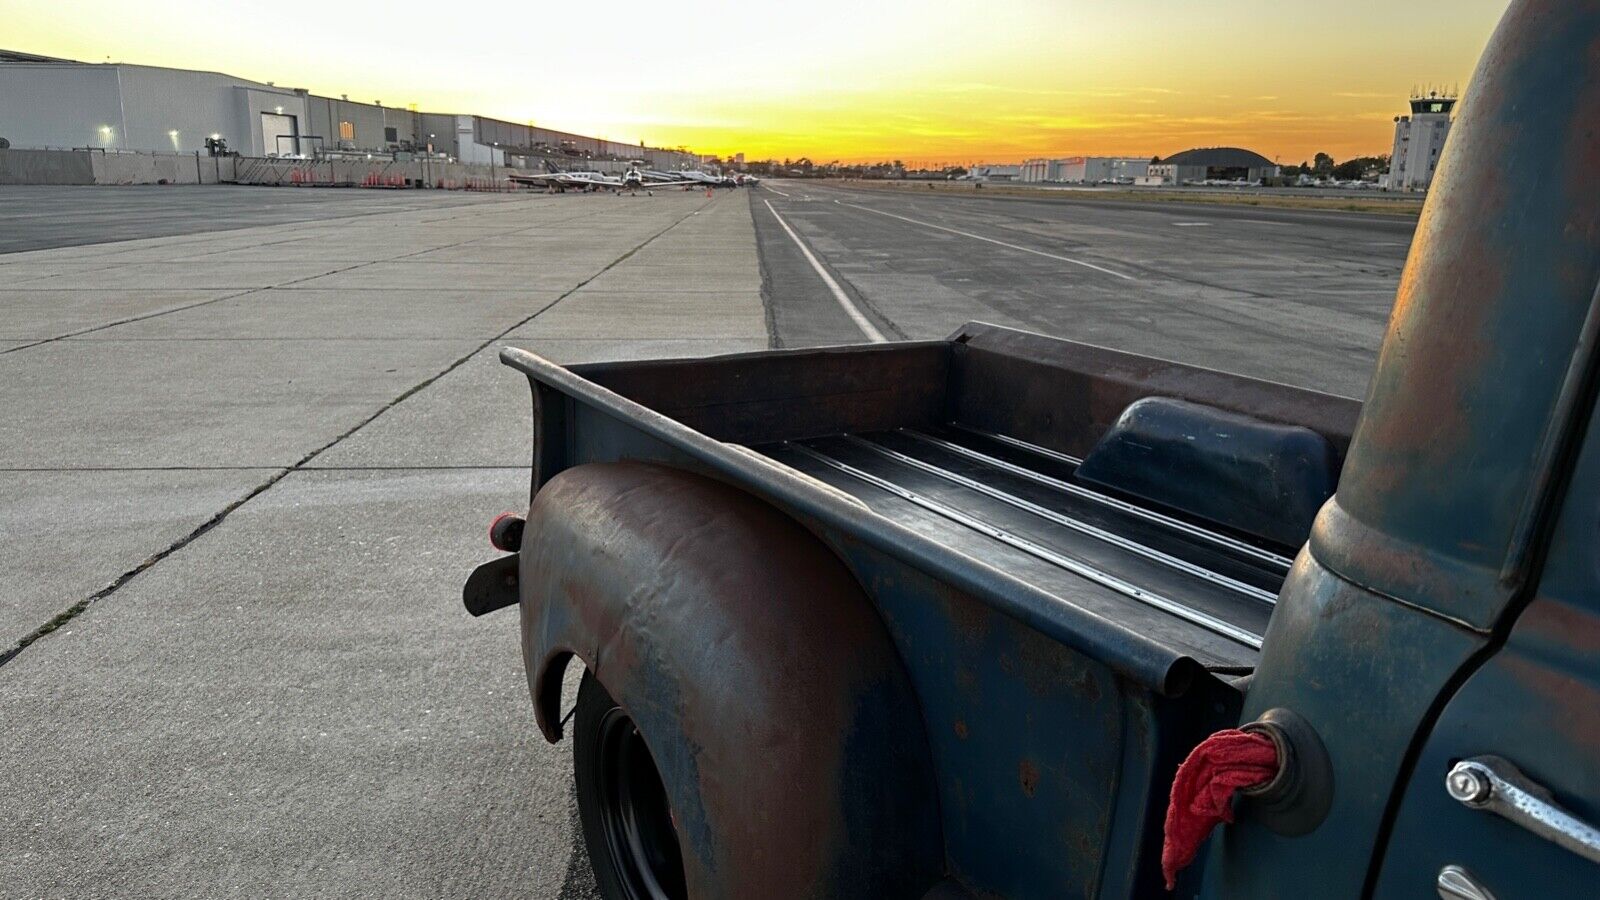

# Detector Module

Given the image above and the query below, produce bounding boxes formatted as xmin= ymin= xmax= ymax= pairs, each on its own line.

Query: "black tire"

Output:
xmin=573 ymin=672 xmax=688 ymax=900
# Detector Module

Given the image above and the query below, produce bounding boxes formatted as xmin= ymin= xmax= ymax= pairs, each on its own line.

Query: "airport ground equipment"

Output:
xmin=465 ymin=1 xmax=1599 ymax=895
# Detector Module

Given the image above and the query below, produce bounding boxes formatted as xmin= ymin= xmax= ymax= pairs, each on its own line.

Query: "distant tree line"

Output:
xmin=734 ymin=158 xmax=966 ymax=179
xmin=1280 ymin=152 xmax=1391 ymax=181
xmin=734 ymin=151 xmax=1393 ymax=183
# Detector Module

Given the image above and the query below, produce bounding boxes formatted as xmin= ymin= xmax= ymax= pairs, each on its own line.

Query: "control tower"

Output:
xmin=1386 ymin=90 xmax=1457 ymax=191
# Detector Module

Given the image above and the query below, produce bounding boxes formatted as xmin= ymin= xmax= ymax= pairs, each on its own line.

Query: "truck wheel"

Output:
xmin=574 ymin=671 xmax=688 ymax=900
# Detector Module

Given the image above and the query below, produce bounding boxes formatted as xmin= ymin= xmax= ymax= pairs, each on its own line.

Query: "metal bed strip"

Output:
xmin=905 ymin=428 xmax=1294 ymax=572
xmin=786 ymin=443 xmax=1266 ymax=651
xmin=845 ymin=435 xmax=1280 ymax=606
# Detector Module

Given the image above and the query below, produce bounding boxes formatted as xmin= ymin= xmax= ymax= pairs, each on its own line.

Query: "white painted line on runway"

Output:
xmin=1172 ymin=221 xmax=1211 ymax=227
xmin=764 ymin=185 xmax=791 ymax=197
xmin=762 ymin=199 xmax=887 ymax=342
xmin=839 ymin=202 xmax=1135 ymax=281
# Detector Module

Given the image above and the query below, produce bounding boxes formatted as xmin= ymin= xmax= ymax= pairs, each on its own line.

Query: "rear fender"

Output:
xmin=518 ymin=461 xmax=943 ymax=899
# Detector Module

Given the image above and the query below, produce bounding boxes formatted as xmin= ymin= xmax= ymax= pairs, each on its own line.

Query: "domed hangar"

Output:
xmin=1143 ymin=147 xmax=1280 ymax=185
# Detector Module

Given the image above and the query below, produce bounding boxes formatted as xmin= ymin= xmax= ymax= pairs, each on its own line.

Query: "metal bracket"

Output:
xmin=462 ymin=554 xmax=520 ymax=617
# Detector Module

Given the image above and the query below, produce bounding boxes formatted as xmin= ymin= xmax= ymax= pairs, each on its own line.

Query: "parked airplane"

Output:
xmin=666 ymin=169 xmax=738 ymax=188
xmin=640 ymin=169 xmax=759 ymax=188
xmin=507 ymin=164 xmax=697 ymax=195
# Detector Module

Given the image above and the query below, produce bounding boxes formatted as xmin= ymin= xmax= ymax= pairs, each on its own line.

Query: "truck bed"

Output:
xmin=511 ymin=322 xmax=1360 ymax=683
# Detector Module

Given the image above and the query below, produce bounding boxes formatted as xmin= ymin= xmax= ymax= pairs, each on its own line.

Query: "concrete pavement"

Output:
xmin=0 ymin=185 xmax=506 ymax=254
xmin=0 ymin=187 xmax=766 ymax=897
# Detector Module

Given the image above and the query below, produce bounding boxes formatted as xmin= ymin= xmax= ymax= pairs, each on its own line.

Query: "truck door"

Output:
xmin=1369 ymin=408 xmax=1600 ymax=899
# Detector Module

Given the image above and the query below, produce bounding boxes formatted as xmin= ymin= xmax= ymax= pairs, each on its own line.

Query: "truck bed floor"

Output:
xmin=761 ymin=425 xmax=1292 ymax=669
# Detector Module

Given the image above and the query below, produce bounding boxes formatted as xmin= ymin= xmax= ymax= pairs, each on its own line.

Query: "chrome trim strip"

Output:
xmin=845 ymin=435 xmax=1279 ymax=606
xmin=948 ymin=423 xmax=1085 ymax=466
xmin=904 ymin=429 xmax=1294 ymax=572
xmin=788 ymin=443 xmax=1265 ymax=650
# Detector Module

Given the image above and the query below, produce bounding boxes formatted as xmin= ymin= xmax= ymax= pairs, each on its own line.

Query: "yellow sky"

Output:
xmin=3 ymin=0 xmax=1508 ymax=164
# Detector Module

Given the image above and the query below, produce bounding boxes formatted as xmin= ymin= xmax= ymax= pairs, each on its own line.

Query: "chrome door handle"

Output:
xmin=1436 ymin=865 xmax=1496 ymax=900
xmin=1446 ymin=756 xmax=1600 ymax=865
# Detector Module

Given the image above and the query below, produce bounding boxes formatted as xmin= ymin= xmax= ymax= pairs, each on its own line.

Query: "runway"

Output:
xmin=752 ymin=179 xmax=1413 ymax=398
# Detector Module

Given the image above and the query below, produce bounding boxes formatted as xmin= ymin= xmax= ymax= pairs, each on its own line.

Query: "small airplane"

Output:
xmin=508 ymin=164 xmax=698 ymax=195
xmin=663 ymin=169 xmax=742 ymax=188
xmin=641 ymin=169 xmax=760 ymax=188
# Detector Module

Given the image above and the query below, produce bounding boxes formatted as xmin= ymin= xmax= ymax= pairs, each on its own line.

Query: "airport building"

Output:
xmin=1019 ymin=158 xmax=1062 ymax=182
xmin=1020 ymin=156 xmax=1151 ymax=184
xmin=1135 ymin=147 xmax=1279 ymax=185
xmin=0 ymin=49 xmax=698 ymax=170
xmin=0 ymin=52 xmax=315 ymax=157
xmin=1384 ymin=91 xmax=1455 ymax=191
xmin=966 ymin=164 xmax=1021 ymax=181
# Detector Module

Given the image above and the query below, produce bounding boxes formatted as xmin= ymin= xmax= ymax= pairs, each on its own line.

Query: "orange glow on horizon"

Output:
xmin=2 ymin=0 xmax=1507 ymax=165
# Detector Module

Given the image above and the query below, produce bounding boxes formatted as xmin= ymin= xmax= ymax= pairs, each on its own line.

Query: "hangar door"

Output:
xmin=261 ymin=113 xmax=300 ymax=157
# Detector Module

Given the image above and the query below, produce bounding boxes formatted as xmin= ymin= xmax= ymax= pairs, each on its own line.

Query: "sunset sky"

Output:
xmin=3 ymin=0 xmax=1508 ymax=165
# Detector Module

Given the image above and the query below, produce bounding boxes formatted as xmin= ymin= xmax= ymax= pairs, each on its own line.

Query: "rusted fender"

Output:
xmin=519 ymin=461 xmax=944 ymax=899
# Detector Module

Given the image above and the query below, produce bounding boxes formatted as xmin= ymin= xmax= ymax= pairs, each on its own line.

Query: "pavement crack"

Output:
xmin=0 ymin=466 xmax=291 ymax=668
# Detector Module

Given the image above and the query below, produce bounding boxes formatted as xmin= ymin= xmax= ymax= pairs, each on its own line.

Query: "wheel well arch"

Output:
xmin=515 ymin=460 xmax=943 ymax=898
xmin=532 ymin=646 xmax=578 ymax=742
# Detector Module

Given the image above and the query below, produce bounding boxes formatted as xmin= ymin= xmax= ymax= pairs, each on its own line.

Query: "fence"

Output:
xmin=0 ymin=148 xmax=519 ymax=190
xmin=224 ymin=155 xmax=516 ymax=190
xmin=0 ymin=148 xmax=235 ymax=185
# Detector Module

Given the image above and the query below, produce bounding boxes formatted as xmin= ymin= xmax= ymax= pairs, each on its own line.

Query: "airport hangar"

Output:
xmin=0 ymin=49 xmax=697 ymax=170
xmin=1138 ymin=147 xmax=1280 ymax=185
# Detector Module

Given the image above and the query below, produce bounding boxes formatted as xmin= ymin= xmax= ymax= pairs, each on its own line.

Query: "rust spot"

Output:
xmin=953 ymin=719 xmax=969 ymax=740
xmin=1019 ymin=759 xmax=1040 ymax=798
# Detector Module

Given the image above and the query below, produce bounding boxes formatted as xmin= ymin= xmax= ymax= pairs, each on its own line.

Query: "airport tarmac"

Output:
xmin=0 ymin=185 xmax=764 ymax=898
xmin=0 ymin=184 xmax=513 ymax=255
xmin=0 ymin=181 xmax=1409 ymax=897
xmin=754 ymin=179 xmax=1410 ymax=397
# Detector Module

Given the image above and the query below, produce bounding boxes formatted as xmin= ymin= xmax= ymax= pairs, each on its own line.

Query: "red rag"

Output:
xmin=1160 ymin=728 xmax=1279 ymax=890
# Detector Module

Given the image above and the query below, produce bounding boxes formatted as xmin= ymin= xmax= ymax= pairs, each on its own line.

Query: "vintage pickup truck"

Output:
xmin=465 ymin=2 xmax=1599 ymax=896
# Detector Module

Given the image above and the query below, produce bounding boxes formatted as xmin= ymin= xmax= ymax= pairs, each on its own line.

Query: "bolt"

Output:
xmin=1446 ymin=763 xmax=1492 ymax=804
